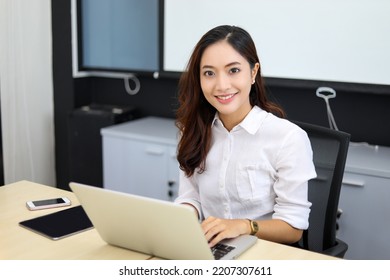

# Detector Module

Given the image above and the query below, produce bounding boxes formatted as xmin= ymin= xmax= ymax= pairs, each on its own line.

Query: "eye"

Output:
xmin=203 ymin=70 xmax=215 ymax=77
xmin=229 ymin=67 xmax=241 ymax=74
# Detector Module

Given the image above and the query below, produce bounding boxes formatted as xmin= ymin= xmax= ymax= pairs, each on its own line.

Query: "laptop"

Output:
xmin=69 ymin=182 xmax=257 ymax=260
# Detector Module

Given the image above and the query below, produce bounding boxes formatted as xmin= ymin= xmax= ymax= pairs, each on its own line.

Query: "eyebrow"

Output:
xmin=201 ymin=61 xmax=241 ymax=69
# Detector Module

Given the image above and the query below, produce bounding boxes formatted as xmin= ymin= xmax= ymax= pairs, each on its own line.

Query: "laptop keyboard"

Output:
xmin=211 ymin=243 xmax=235 ymax=260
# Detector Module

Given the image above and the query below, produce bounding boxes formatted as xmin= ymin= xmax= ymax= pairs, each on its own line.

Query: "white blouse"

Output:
xmin=175 ymin=106 xmax=317 ymax=230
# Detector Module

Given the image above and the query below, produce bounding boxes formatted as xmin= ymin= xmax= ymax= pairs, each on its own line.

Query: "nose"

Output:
xmin=216 ymin=73 xmax=231 ymax=91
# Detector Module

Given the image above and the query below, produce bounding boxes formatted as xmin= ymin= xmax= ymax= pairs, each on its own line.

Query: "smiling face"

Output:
xmin=200 ymin=40 xmax=259 ymax=130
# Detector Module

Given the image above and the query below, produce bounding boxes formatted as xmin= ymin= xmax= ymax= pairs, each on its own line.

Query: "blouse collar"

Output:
xmin=212 ymin=106 xmax=268 ymax=135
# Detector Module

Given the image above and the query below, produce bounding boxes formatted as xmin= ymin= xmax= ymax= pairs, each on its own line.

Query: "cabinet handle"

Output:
xmin=342 ymin=179 xmax=365 ymax=188
xmin=145 ymin=147 xmax=164 ymax=156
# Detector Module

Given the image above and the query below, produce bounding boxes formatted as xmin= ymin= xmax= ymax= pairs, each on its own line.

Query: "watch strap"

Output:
xmin=247 ymin=219 xmax=259 ymax=235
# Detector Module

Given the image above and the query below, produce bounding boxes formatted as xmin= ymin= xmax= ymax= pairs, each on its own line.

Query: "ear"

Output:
xmin=251 ymin=62 xmax=260 ymax=81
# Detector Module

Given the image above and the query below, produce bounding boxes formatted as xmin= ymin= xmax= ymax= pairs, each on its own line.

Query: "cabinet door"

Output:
xmin=104 ymin=137 xmax=170 ymax=200
xmin=338 ymin=173 xmax=390 ymax=259
xmin=102 ymin=136 xmax=130 ymax=192
xmin=167 ymin=146 xmax=179 ymax=201
xmin=128 ymin=140 xmax=172 ymax=200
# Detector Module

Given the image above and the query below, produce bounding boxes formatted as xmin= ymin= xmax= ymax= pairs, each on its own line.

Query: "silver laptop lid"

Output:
xmin=69 ymin=182 xmax=256 ymax=260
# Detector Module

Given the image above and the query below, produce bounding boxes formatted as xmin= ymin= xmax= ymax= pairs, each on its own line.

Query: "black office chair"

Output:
xmin=293 ymin=121 xmax=350 ymax=258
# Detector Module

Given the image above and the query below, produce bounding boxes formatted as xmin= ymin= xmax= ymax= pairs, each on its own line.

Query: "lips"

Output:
xmin=216 ymin=93 xmax=236 ymax=100
xmin=215 ymin=92 xmax=237 ymax=104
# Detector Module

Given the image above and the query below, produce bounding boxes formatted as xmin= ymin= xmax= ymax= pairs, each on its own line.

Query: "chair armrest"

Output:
xmin=323 ymin=238 xmax=348 ymax=258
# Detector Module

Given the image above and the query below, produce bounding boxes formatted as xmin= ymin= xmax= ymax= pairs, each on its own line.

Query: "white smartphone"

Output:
xmin=26 ymin=197 xmax=71 ymax=211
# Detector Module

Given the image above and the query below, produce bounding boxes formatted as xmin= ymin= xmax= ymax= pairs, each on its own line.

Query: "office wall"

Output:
xmin=164 ymin=0 xmax=390 ymax=86
xmin=87 ymin=77 xmax=390 ymax=147
xmin=0 ymin=0 xmax=56 ymax=186
xmin=52 ymin=0 xmax=390 ymax=189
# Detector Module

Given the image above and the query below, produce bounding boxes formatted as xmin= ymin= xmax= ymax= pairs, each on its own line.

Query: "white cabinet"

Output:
xmin=338 ymin=144 xmax=390 ymax=259
xmin=101 ymin=117 xmax=179 ymax=201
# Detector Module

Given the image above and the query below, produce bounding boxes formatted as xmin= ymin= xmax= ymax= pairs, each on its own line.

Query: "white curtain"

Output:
xmin=0 ymin=0 xmax=56 ymax=186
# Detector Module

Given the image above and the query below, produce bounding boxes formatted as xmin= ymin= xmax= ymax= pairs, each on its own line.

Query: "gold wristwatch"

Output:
xmin=247 ymin=219 xmax=259 ymax=235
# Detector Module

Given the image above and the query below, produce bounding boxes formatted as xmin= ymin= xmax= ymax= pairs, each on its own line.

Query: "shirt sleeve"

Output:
xmin=174 ymin=170 xmax=204 ymax=221
xmin=272 ymin=126 xmax=317 ymax=230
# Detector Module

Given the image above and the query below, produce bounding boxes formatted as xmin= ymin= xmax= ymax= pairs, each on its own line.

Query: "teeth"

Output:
xmin=217 ymin=94 xmax=234 ymax=100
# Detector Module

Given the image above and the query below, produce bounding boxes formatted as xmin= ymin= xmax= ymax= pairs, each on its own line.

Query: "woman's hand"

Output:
xmin=201 ymin=216 xmax=303 ymax=247
xmin=201 ymin=216 xmax=250 ymax=247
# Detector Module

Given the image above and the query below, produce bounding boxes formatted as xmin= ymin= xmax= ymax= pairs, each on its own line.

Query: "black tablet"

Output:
xmin=19 ymin=205 xmax=94 ymax=240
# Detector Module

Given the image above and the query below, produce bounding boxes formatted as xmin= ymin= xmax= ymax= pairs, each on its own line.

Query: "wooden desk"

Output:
xmin=1 ymin=181 xmax=336 ymax=260
xmin=0 ymin=181 xmax=150 ymax=260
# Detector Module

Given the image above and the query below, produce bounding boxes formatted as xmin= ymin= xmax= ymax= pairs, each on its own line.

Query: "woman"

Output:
xmin=175 ymin=25 xmax=316 ymax=248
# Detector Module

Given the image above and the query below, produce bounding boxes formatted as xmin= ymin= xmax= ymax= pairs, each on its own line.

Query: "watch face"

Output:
xmin=253 ymin=221 xmax=259 ymax=232
xmin=249 ymin=220 xmax=258 ymax=235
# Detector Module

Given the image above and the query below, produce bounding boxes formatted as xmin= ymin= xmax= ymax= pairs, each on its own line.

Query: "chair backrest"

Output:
xmin=294 ymin=121 xmax=350 ymax=253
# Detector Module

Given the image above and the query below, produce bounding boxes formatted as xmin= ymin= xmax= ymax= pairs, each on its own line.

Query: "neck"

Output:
xmin=219 ymin=106 xmax=252 ymax=131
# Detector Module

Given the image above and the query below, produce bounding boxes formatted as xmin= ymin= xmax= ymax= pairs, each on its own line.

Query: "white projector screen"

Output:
xmin=164 ymin=0 xmax=390 ymax=86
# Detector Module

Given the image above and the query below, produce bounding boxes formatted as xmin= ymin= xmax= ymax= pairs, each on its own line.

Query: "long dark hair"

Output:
xmin=176 ymin=25 xmax=285 ymax=177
